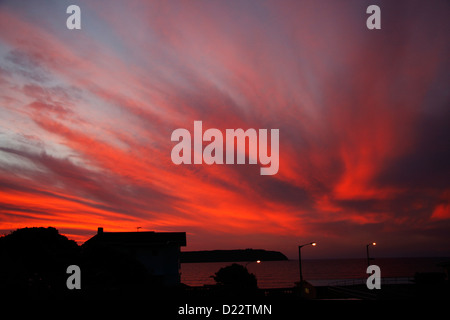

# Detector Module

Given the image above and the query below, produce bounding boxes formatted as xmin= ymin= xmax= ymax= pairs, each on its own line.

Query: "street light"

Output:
xmin=298 ymin=242 xmax=316 ymax=283
xmin=366 ymin=242 xmax=376 ymax=266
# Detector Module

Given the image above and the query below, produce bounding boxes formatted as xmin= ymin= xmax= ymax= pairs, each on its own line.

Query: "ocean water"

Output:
xmin=181 ymin=257 xmax=448 ymax=288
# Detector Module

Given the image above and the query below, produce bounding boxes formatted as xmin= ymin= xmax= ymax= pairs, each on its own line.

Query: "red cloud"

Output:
xmin=1 ymin=1 xmax=449 ymax=257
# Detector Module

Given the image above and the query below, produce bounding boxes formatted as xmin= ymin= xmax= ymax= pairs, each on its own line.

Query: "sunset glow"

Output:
xmin=0 ymin=0 xmax=449 ymax=258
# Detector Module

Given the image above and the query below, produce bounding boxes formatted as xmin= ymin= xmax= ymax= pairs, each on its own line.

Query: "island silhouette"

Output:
xmin=181 ymin=249 xmax=287 ymax=263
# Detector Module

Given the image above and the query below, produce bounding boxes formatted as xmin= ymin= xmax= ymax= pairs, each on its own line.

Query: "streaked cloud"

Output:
xmin=0 ymin=0 xmax=449 ymax=257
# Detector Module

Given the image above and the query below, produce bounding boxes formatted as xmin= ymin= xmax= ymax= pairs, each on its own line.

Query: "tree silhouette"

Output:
xmin=0 ymin=227 xmax=80 ymax=298
xmin=213 ymin=263 xmax=257 ymax=288
xmin=211 ymin=263 xmax=261 ymax=298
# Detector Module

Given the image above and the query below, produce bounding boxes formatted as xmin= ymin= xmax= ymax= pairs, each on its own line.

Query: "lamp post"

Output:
xmin=366 ymin=242 xmax=376 ymax=266
xmin=298 ymin=242 xmax=316 ymax=283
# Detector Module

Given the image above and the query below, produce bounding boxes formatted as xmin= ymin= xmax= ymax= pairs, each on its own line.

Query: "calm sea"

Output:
xmin=181 ymin=257 xmax=448 ymax=288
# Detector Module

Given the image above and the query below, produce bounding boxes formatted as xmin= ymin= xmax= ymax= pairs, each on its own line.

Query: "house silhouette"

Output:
xmin=83 ymin=227 xmax=186 ymax=287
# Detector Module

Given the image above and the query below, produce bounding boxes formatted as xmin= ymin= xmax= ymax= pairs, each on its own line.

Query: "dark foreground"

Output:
xmin=180 ymin=280 xmax=450 ymax=300
xmin=28 ymin=279 xmax=445 ymax=300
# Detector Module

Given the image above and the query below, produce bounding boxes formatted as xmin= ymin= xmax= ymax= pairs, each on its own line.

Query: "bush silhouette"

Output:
xmin=0 ymin=227 xmax=80 ymax=298
xmin=213 ymin=263 xmax=258 ymax=289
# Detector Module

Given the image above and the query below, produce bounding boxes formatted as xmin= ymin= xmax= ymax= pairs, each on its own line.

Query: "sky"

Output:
xmin=0 ymin=0 xmax=449 ymax=259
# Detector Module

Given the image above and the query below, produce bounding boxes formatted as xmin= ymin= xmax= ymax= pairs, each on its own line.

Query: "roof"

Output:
xmin=83 ymin=229 xmax=186 ymax=247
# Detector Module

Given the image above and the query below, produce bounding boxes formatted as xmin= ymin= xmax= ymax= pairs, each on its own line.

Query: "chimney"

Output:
xmin=98 ymin=227 xmax=103 ymax=235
